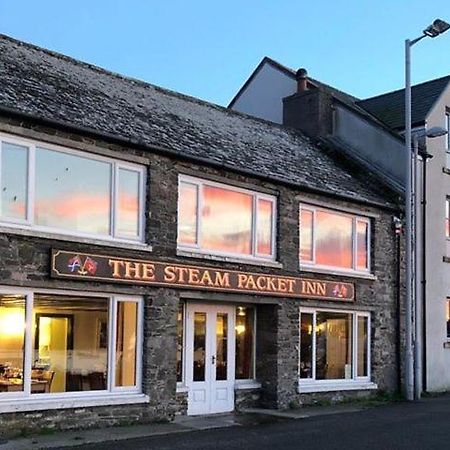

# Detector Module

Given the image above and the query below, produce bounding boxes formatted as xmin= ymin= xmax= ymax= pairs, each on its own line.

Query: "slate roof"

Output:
xmin=358 ymin=76 xmax=450 ymax=130
xmin=0 ymin=34 xmax=396 ymax=208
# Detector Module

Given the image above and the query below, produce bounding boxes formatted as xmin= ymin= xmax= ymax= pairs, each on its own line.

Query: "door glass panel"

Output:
xmin=1 ymin=143 xmax=28 ymax=221
xmin=0 ymin=295 xmax=26 ymax=393
xmin=177 ymin=303 xmax=184 ymax=382
xmin=115 ymin=301 xmax=138 ymax=387
xmin=357 ymin=316 xmax=368 ymax=377
xmin=235 ymin=306 xmax=255 ymax=380
xmin=316 ymin=312 xmax=352 ymax=380
xmin=300 ymin=313 xmax=313 ymax=379
xmin=193 ymin=312 xmax=206 ymax=382
xmin=216 ymin=313 xmax=228 ymax=381
xmin=32 ymin=294 xmax=108 ymax=393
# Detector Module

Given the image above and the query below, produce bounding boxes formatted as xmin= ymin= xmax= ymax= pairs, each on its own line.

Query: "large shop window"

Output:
xmin=299 ymin=205 xmax=370 ymax=274
xmin=0 ymin=135 xmax=145 ymax=242
xmin=177 ymin=176 xmax=276 ymax=261
xmin=0 ymin=290 xmax=142 ymax=401
xmin=299 ymin=309 xmax=371 ymax=391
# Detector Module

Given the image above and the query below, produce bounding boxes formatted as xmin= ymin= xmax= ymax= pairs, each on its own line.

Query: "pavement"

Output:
xmin=2 ymin=396 xmax=450 ymax=449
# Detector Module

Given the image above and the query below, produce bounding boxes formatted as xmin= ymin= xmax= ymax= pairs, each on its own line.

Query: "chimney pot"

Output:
xmin=296 ymin=68 xmax=308 ymax=92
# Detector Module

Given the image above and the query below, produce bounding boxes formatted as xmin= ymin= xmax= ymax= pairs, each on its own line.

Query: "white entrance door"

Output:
xmin=186 ymin=304 xmax=235 ymax=415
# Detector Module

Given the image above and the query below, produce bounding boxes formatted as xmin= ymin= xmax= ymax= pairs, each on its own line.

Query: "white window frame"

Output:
xmin=299 ymin=204 xmax=371 ymax=275
xmin=298 ymin=307 xmax=372 ymax=392
xmin=0 ymin=286 xmax=143 ymax=405
xmin=0 ymin=133 xmax=146 ymax=244
xmin=446 ymin=198 xmax=450 ymax=240
xmin=234 ymin=305 xmax=257 ymax=383
xmin=177 ymin=175 xmax=277 ymax=262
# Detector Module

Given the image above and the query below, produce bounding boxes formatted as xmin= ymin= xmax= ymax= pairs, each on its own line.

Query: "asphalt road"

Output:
xmin=63 ymin=395 xmax=450 ymax=450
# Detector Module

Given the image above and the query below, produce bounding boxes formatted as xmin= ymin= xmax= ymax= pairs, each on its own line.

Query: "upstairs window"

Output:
xmin=446 ymin=198 xmax=450 ymax=238
xmin=178 ymin=176 xmax=276 ymax=260
xmin=0 ymin=135 xmax=145 ymax=242
xmin=299 ymin=204 xmax=370 ymax=273
xmin=446 ymin=113 xmax=450 ymax=168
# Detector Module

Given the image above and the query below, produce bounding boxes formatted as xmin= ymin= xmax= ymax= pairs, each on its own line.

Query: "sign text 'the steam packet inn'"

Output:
xmin=51 ymin=249 xmax=355 ymax=301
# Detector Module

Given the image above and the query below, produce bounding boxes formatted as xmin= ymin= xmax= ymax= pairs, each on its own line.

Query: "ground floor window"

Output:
xmin=446 ymin=300 xmax=450 ymax=339
xmin=0 ymin=288 xmax=143 ymax=398
xmin=299 ymin=308 xmax=370 ymax=385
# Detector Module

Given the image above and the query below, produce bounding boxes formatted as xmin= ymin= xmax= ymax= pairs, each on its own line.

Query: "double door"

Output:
xmin=185 ymin=304 xmax=235 ymax=415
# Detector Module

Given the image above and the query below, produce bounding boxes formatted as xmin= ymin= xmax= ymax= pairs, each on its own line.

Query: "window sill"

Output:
xmin=298 ymin=381 xmax=377 ymax=393
xmin=176 ymin=249 xmax=283 ymax=269
xmin=0 ymin=393 xmax=149 ymax=414
xmin=176 ymin=384 xmax=189 ymax=394
xmin=0 ymin=225 xmax=152 ymax=253
xmin=235 ymin=380 xmax=262 ymax=390
xmin=299 ymin=265 xmax=376 ymax=281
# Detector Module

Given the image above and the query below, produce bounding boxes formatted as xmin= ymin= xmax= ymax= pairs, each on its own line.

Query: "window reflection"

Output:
xmin=35 ymin=148 xmax=111 ymax=235
xmin=257 ymin=199 xmax=273 ymax=255
xmin=117 ymin=169 xmax=140 ymax=238
xmin=177 ymin=303 xmax=184 ymax=383
xmin=193 ymin=313 xmax=206 ymax=382
xmin=316 ymin=211 xmax=352 ymax=268
xmin=32 ymin=295 xmax=108 ymax=394
xmin=1 ymin=143 xmax=28 ymax=221
xmin=115 ymin=302 xmax=138 ymax=387
xmin=216 ymin=313 xmax=228 ymax=381
xmin=300 ymin=313 xmax=313 ymax=379
xmin=235 ymin=306 xmax=255 ymax=380
xmin=178 ymin=182 xmax=198 ymax=245
xmin=300 ymin=209 xmax=313 ymax=261
xmin=356 ymin=221 xmax=368 ymax=270
xmin=447 ymin=300 xmax=450 ymax=340
xmin=316 ymin=312 xmax=352 ymax=380
xmin=202 ymin=186 xmax=252 ymax=255
xmin=0 ymin=295 xmax=25 ymax=393
xmin=357 ymin=316 xmax=368 ymax=377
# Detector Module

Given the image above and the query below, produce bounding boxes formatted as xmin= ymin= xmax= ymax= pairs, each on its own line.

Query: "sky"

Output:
xmin=1 ymin=1 xmax=450 ymax=106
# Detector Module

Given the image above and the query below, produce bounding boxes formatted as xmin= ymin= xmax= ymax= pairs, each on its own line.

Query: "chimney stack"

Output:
xmin=296 ymin=68 xmax=308 ymax=92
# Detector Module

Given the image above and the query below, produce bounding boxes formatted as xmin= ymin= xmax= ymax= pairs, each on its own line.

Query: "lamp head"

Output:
xmin=424 ymin=19 xmax=450 ymax=37
xmin=426 ymin=126 xmax=448 ymax=138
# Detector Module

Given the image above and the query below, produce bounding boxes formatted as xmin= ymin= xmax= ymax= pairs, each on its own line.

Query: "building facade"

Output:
xmin=230 ymin=57 xmax=450 ymax=393
xmin=0 ymin=35 xmax=401 ymax=435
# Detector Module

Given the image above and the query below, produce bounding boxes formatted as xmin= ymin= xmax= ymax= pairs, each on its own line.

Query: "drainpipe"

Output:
xmin=393 ymin=216 xmax=403 ymax=392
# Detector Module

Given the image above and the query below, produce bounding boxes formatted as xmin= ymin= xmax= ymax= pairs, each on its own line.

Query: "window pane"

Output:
xmin=115 ymin=302 xmax=138 ymax=387
xmin=0 ymin=295 xmax=25 ymax=393
xmin=32 ymin=295 xmax=108 ymax=393
xmin=117 ymin=168 xmax=140 ymax=238
xmin=1 ymin=143 xmax=28 ymax=221
xmin=316 ymin=211 xmax=352 ymax=268
xmin=257 ymin=199 xmax=273 ymax=256
xmin=316 ymin=312 xmax=352 ymax=380
xmin=177 ymin=303 xmax=184 ymax=383
xmin=216 ymin=313 xmax=228 ymax=381
xmin=178 ymin=182 xmax=198 ymax=245
xmin=300 ymin=313 xmax=313 ymax=379
xmin=357 ymin=316 xmax=368 ymax=377
xmin=447 ymin=199 xmax=450 ymax=238
xmin=356 ymin=221 xmax=369 ymax=270
xmin=300 ymin=209 xmax=313 ymax=261
xmin=35 ymin=148 xmax=111 ymax=235
xmin=202 ymin=185 xmax=252 ymax=255
xmin=193 ymin=313 xmax=206 ymax=382
xmin=235 ymin=306 xmax=255 ymax=380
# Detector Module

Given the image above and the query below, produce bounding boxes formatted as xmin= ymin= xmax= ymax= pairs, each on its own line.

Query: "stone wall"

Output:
xmin=0 ymin=117 xmax=402 ymax=430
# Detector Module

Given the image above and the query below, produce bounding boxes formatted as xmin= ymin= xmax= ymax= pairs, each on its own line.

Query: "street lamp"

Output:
xmin=405 ymin=19 xmax=450 ymax=402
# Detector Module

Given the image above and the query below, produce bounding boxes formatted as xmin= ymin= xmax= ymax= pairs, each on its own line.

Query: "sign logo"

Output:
xmin=67 ymin=254 xmax=98 ymax=276
xmin=332 ymin=283 xmax=348 ymax=298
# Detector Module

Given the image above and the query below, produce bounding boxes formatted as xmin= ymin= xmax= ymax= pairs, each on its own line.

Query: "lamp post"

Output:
xmin=405 ymin=19 xmax=450 ymax=402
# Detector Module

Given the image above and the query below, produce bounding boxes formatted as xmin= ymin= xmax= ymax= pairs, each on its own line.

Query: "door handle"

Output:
xmin=211 ymin=356 xmax=216 ymax=365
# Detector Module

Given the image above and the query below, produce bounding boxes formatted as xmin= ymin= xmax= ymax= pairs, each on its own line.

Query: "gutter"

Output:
xmin=0 ymin=106 xmax=401 ymax=212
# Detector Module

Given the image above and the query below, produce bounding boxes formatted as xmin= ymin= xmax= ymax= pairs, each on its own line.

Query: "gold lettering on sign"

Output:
xmin=124 ymin=261 xmax=141 ymax=279
xmin=164 ymin=266 xmax=177 ymax=282
xmin=109 ymin=259 xmax=124 ymax=278
xmin=215 ymin=271 xmax=230 ymax=288
xmin=141 ymin=263 xmax=156 ymax=281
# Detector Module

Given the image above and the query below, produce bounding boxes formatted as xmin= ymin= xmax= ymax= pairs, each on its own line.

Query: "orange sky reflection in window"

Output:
xmin=300 ymin=209 xmax=313 ymax=261
xmin=315 ymin=210 xmax=352 ymax=269
xmin=257 ymin=199 xmax=273 ymax=255
xmin=178 ymin=182 xmax=198 ymax=245
xmin=356 ymin=220 xmax=368 ymax=269
xmin=202 ymin=185 xmax=252 ymax=254
xmin=117 ymin=168 xmax=140 ymax=238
